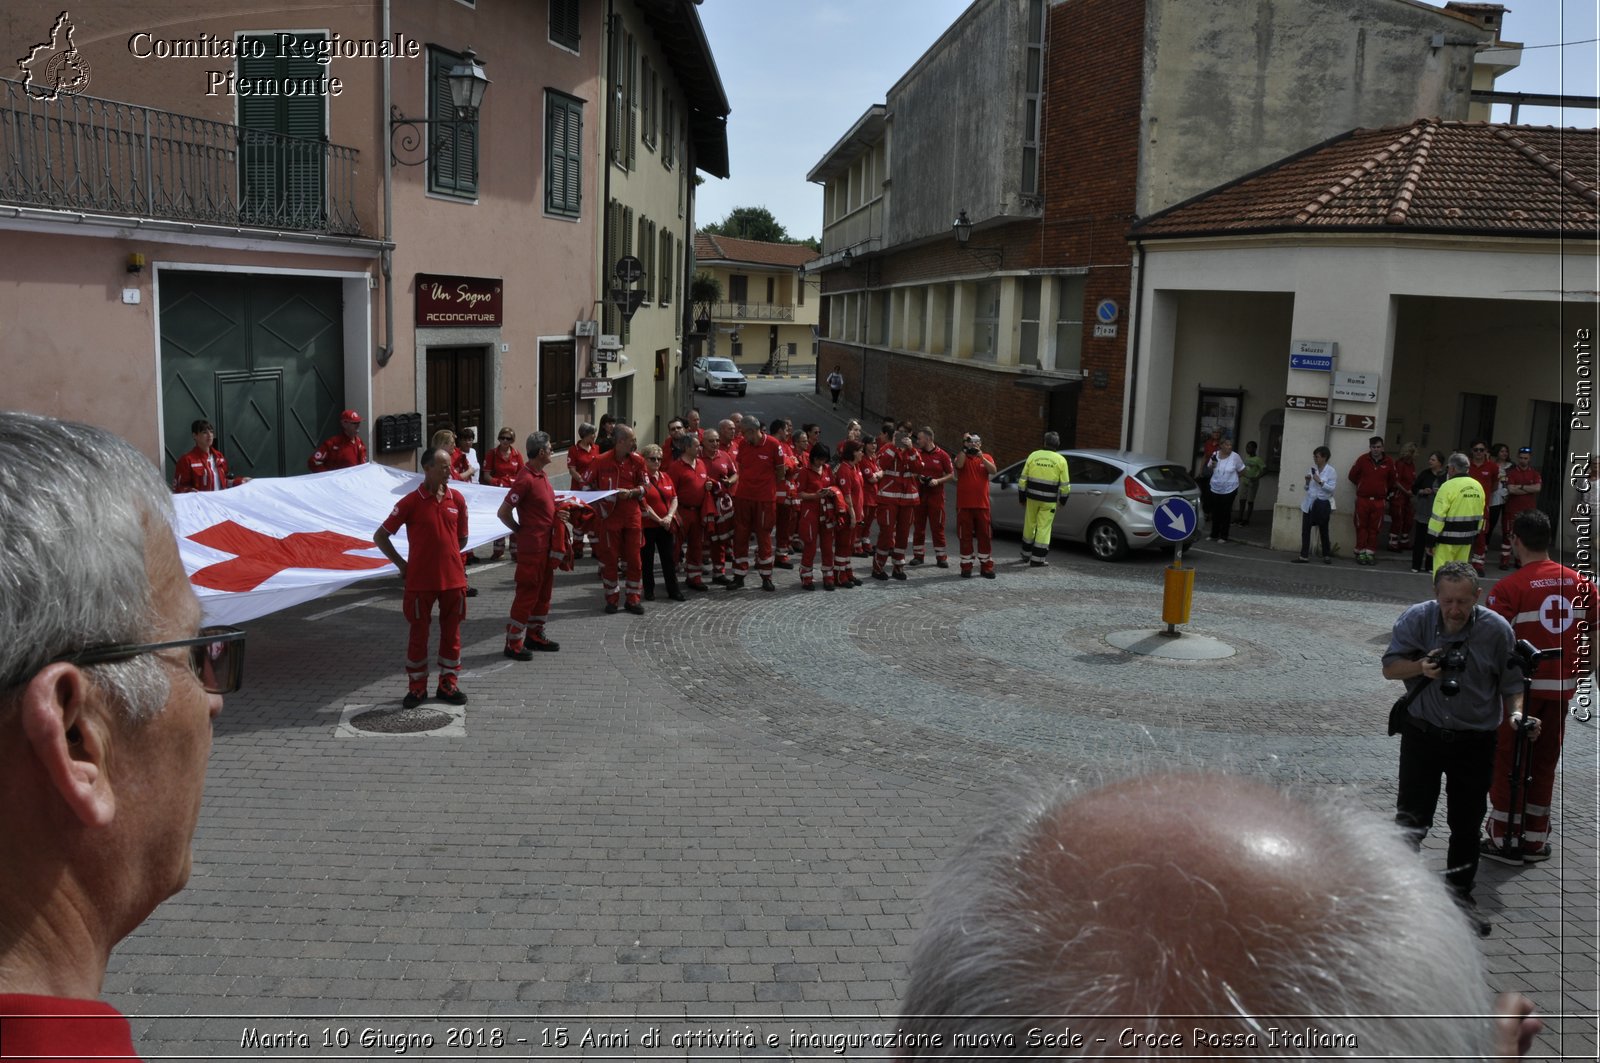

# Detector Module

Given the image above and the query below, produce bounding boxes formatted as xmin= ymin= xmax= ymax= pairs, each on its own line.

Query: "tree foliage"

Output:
xmin=690 ymin=271 xmax=722 ymax=308
xmin=702 ymin=205 xmax=816 ymax=248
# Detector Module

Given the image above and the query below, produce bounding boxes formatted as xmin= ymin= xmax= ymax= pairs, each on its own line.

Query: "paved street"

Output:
xmin=108 ymin=379 xmax=1597 ymax=1059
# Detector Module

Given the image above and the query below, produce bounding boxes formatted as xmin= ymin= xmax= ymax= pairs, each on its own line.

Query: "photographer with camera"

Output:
xmin=953 ymin=432 xmax=997 ymax=578
xmin=1383 ymin=561 xmax=1529 ymax=934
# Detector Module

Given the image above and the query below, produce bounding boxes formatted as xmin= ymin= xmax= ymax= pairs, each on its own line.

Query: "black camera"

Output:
xmin=964 ymin=446 xmax=979 ymax=455
xmin=1427 ymin=647 xmax=1468 ymax=697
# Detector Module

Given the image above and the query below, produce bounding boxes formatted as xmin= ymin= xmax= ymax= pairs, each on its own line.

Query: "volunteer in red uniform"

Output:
xmin=639 ymin=444 xmax=684 ymax=601
xmin=954 ymin=432 xmax=998 ymax=579
xmin=911 ymin=426 xmax=955 ymax=567
xmin=173 ymin=419 xmax=249 ymax=492
xmin=874 ymin=429 xmax=920 ymax=581
xmin=498 ymin=430 xmax=563 ymax=659
xmin=834 ymin=441 xmax=866 ymax=588
xmin=1481 ymin=510 xmax=1593 ymax=864
xmin=1347 ymin=435 xmax=1396 ymax=565
xmin=773 ymin=421 xmax=801 ymax=570
xmin=703 ymin=428 xmax=738 ymax=585
xmin=1466 ymin=440 xmax=1499 ymax=573
xmin=565 ymin=422 xmax=601 ymax=560
xmin=589 ymin=424 xmax=649 ymax=614
xmin=685 ymin=407 xmax=705 ymax=442
xmin=795 ymin=443 xmax=838 ymax=591
xmin=731 ymin=418 xmax=785 ymax=591
xmin=1388 ymin=443 xmax=1418 ymax=552
xmin=308 ymin=409 xmax=369 ymax=471
xmin=667 ymin=432 xmax=711 ymax=591
xmin=483 ymin=427 xmax=526 ymax=561
xmin=858 ymin=438 xmax=882 ymax=557
xmin=1499 ymin=447 xmax=1543 ymax=569
xmin=373 ymin=447 xmax=470 ymax=707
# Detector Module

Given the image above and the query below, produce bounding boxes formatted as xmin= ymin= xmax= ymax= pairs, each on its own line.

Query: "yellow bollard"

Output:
xmin=1162 ymin=563 xmax=1194 ymax=628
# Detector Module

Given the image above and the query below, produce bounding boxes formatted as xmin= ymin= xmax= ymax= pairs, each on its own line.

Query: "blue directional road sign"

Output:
xmin=1153 ymin=497 xmax=1198 ymax=543
xmin=1289 ymin=353 xmax=1334 ymax=371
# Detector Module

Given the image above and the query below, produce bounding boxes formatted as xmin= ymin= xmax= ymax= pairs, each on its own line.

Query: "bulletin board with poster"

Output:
xmin=1192 ymin=388 xmax=1244 ymax=473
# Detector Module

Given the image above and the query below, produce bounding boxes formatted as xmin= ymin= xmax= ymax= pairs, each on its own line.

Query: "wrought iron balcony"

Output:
xmin=0 ymin=78 xmax=365 ymax=236
xmin=709 ymin=301 xmax=795 ymax=321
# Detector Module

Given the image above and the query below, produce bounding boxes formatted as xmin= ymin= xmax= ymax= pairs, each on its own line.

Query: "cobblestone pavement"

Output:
xmin=104 ymin=385 xmax=1597 ymax=1059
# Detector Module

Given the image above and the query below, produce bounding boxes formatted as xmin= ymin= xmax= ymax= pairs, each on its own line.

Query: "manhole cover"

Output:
xmin=348 ymin=705 xmax=455 ymax=734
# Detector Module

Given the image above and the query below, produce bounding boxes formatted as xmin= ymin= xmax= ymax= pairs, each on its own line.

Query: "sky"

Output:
xmin=693 ymin=0 xmax=1600 ymax=243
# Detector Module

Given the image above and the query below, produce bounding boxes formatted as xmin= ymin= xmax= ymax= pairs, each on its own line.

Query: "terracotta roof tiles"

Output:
xmin=694 ymin=232 xmax=820 ymax=269
xmin=1132 ymin=120 xmax=1599 ymax=240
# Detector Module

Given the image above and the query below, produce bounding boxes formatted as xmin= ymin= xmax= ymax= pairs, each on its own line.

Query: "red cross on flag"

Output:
xmin=174 ymin=464 xmax=612 ymax=625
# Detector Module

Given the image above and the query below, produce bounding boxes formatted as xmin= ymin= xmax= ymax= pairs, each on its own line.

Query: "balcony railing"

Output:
xmin=710 ymin=301 xmax=795 ymax=321
xmin=0 ymin=78 xmax=364 ymax=235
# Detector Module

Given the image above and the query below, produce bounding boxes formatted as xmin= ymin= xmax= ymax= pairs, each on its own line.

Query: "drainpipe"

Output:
xmin=1123 ymin=239 xmax=1145 ymax=451
xmin=377 ymin=0 xmax=396 ymax=368
xmin=597 ymin=0 xmax=615 ymax=399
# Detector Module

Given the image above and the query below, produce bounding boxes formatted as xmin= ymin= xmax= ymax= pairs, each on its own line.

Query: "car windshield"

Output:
xmin=1136 ymin=464 xmax=1198 ymax=492
xmin=707 ymin=359 xmax=737 ymax=373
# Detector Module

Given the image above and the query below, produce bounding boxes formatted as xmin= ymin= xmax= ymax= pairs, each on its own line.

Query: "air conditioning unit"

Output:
xmin=574 ymin=320 xmax=598 ymax=337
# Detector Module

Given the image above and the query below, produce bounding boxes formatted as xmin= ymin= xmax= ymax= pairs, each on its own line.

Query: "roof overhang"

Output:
xmin=637 ymin=0 xmax=731 ymax=178
xmin=807 ymin=105 xmax=888 ymax=184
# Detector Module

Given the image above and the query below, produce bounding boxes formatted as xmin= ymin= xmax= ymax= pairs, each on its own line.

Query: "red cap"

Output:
xmin=340 ymin=409 xmax=362 ymax=423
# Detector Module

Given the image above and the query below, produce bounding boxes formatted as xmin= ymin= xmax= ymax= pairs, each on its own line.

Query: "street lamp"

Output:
xmin=390 ymin=48 xmax=491 ymax=167
xmin=953 ymin=209 xmax=974 ymax=244
xmin=952 ymin=207 xmax=1001 ymax=269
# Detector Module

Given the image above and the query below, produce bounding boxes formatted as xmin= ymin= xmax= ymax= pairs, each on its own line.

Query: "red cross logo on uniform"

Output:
xmin=1540 ymin=593 xmax=1574 ymax=634
xmin=187 ymin=520 xmax=391 ymax=592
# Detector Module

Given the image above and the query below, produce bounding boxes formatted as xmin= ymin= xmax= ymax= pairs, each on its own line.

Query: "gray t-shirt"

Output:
xmin=1384 ymin=602 xmax=1521 ymax=731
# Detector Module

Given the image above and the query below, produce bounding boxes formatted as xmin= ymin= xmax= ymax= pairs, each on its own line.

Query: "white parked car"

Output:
xmin=988 ymin=449 xmax=1203 ymax=560
xmin=691 ymin=357 xmax=747 ymax=396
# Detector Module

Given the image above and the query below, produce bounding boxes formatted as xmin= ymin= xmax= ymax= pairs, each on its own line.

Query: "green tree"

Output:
xmin=702 ymin=205 xmax=792 ymax=244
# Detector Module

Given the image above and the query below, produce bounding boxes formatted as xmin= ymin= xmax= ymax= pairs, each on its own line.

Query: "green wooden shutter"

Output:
xmin=550 ymin=0 xmax=581 ymax=51
xmin=545 ymin=93 xmax=582 ymax=217
xmin=237 ymin=34 xmax=326 ymax=227
xmin=430 ymin=49 xmax=478 ymax=196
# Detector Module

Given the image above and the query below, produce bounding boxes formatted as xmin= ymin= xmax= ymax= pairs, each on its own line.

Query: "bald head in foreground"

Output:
xmin=898 ymin=773 xmax=1539 ymax=1059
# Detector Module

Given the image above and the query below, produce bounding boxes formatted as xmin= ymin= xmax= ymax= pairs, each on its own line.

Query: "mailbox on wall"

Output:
xmin=376 ymin=412 xmax=423 ymax=454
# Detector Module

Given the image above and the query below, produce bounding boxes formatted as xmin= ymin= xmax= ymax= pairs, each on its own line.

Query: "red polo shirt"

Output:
xmin=0 ymin=995 xmax=140 ymax=1063
xmin=381 ymin=485 xmax=469 ymax=592
xmin=734 ymin=433 xmax=784 ymax=503
xmin=590 ymin=450 xmax=649 ymax=529
xmin=956 ymin=452 xmax=995 ymax=509
xmin=308 ymin=432 xmax=368 ymax=471
xmin=506 ymin=467 xmax=557 ymax=552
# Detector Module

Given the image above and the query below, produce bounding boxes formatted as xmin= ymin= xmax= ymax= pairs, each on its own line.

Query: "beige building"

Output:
xmin=0 ymin=0 xmax=727 ymax=476
xmin=692 ymin=233 xmax=820 ymax=374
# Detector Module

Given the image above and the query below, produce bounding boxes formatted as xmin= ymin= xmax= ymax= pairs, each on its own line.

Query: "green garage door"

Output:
xmin=160 ymin=272 xmax=344 ymax=480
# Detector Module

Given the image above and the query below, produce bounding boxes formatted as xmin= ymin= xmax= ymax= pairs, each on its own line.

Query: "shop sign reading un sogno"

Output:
xmin=416 ymin=274 xmax=503 ymax=328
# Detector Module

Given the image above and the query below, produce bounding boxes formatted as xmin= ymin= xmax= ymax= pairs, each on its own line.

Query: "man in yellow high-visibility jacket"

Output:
xmin=1018 ymin=432 xmax=1071 ymax=566
xmin=1427 ymin=451 xmax=1486 ymax=575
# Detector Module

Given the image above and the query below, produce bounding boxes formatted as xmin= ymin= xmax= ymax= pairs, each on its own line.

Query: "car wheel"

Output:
xmin=1087 ymin=520 xmax=1129 ymax=562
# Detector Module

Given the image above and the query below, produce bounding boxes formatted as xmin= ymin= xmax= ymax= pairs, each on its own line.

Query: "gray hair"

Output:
xmin=1043 ymin=431 xmax=1062 ymax=449
xmin=1434 ymin=560 xmax=1478 ymax=588
xmin=1447 ymin=451 xmax=1471 ymax=474
xmin=898 ymin=773 xmax=1496 ymax=1059
xmin=577 ymin=422 xmax=596 ymax=440
xmin=671 ymin=433 xmax=697 ymax=460
xmin=524 ymin=430 xmax=552 ymax=459
xmin=0 ymin=412 xmax=174 ymax=720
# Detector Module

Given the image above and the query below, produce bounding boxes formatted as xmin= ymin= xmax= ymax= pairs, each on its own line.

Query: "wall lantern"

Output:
xmin=390 ymin=48 xmax=490 ymax=167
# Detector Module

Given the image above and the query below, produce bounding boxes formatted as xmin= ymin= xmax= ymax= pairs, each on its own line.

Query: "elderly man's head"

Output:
xmin=1 ymin=413 xmax=229 ymax=993
xmin=898 ymin=773 xmax=1499 ymax=1058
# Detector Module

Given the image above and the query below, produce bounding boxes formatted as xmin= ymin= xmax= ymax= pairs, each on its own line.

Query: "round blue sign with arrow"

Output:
xmin=1153 ymin=497 xmax=1198 ymax=543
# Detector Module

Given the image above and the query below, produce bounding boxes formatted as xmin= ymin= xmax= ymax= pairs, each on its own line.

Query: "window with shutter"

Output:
xmin=237 ymin=33 xmax=326 ymax=228
xmin=621 ymin=206 xmax=634 ymax=343
xmin=607 ymin=15 xmax=623 ymax=166
xmin=544 ymin=91 xmax=582 ymax=218
xmin=603 ymin=199 xmax=621 ymax=334
xmin=636 ymin=215 xmax=651 ymax=305
xmin=549 ymin=0 xmax=581 ymax=52
xmin=641 ymin=61 xmax=654 ymax=152
xmin=428 ymin=47 xmax=479 ymax=197
xmin=625 ymin=33 xmax=637 ymax=171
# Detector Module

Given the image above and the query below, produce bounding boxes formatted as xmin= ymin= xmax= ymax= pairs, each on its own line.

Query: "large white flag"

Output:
xmin=173 ymin=464 xmax=609 ymax=625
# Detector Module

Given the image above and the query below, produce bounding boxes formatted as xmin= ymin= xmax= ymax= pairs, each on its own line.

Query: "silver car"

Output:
xmin=691 ymin=356 xmax=747 ymax=396
xmin=988 ymin=449 xmax=1203 ymax=560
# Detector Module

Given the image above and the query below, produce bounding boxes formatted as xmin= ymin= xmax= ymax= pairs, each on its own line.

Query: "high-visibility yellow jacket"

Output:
xmin=1427 ymin=474 xmax=1485 ymax=545
xmin=1019 ymin=449 xmax=1070 ymax=504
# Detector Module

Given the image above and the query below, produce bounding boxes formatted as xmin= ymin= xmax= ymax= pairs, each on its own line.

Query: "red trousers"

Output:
xmin=506 ymin=553 xmax=552 ymax=649
xmin=775 ymin=490 xmax=796 ymax=559
xmin=833 ymin=519 xmax=856 ymax=584
xmin=404 ymin=588 xmax=466 ymax=693
xmin=1354 ymin=496 xmax=1386 ymax=553
xmin=912 ymin=488 xmax=948 ymax=560
xmin=957 ymin=507 xmax=994 ymax=574
xmin=708 ymin=495 xmax=734 ymax=575
xmin=1388 ymin=494 xmax=1414 ymax=550
xmin=798 ymin=506 xmax=834 ymax=585
xmin=875 ymin=503 xmax=915 ymax=570
xmin=732 ymin=497 xmax=776 ymax=577
xmin=600 ymin=523 xmax=643 ymax=605
xmin=1485 ymin=698 xmax=1567 ymax=854
xmin=677 ymin=508 xmax=707 ymax=584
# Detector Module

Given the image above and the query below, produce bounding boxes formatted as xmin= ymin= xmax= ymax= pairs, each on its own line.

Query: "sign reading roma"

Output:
xmin=415 ymin=273 xmax=503 ymax=327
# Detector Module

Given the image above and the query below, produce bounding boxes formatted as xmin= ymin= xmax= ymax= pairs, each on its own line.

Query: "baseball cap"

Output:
xmin=340 ymin=409 xmax=362 ymax=423
xmin=1518 ymin=446 xmax=1532 ymax=454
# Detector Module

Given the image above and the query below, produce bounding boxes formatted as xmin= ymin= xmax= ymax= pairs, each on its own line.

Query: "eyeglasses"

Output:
xmin=1472 ymin=447 xmax=1488 ymax=453
xmin=52 ymin=626 xmax=246 ymax=695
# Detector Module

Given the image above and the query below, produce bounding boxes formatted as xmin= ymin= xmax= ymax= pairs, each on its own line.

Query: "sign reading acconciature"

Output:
xmin=415 ymin=274 xmax=503 ymax=328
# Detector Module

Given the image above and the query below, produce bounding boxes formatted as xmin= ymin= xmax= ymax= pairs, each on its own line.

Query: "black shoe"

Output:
xmin=688 ymin=582 xmax=709 ymax=593
xmin=605 ymin=602 xmax=620 ymax=614
xmin=774 ymin=559 xmax=793 ymax=570
xmin=1323 ymin=556 xmax=1333 ymax=565
xmin=981 ymin=570 xmax=996 ymax=580
xmin=528 ymin=634 xmax=560 ymax=652
xmin=801 ymin=582 xmax=816 ymax=591
xmin=712 ymin=575 xmax=731 ymax=586
xmin=961 ymin=570 xmax=973 ymax=578
xmin=465 ymin=586 xmax=479 ymax=597
xmin=730 ymin=575 xmax=746 ymax=590
xmin=823 ymin=582 xmax=836 ymax=592
xmin=625 ymin=602 xmax=645 ymax=615
xmin=669 ymin=590 xmax=686 ymax=602
xmin=643 ymin=589 xmax=655 ymax=601
xmin=1452 ymin=891 xmax=1492 ymax=937
xmin=871 ymin=570 xmax=888 ymax=581
xmin=436 ymin=684 xmax=468 ymax=706
xmin=504 ymin=645 xmax=534 ymax=662
xmin=1479 ymin=838 xmax=1525 ymax=867
xmin=891 ymin=568 xmax=907 ymax=581
xmin=935 ymin=559 xmax=949 ymax=569
xmin=464 ymin=554 xmax=478 ymax=565
xmin=402 ymin=691 xmax=424 ymax=709
xmin=850 ymin=578 xmax=863 ymax=587
xmin=760 ymin=577 xmax=776 ymax=592
xmin=1292 ymin=556 xmax=1309 ymax=564
xmin=909 ymin=557 xmax=925 ymax=566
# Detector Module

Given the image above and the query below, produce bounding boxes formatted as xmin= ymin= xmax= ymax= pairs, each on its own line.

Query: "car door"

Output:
xmin=692 ymin=357 xmax=707 ymax=388
xmin=1058 ymin=456 xmax=1122 ymax=538
xmin=988 ymin=460 xmax=1024 ymax=534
